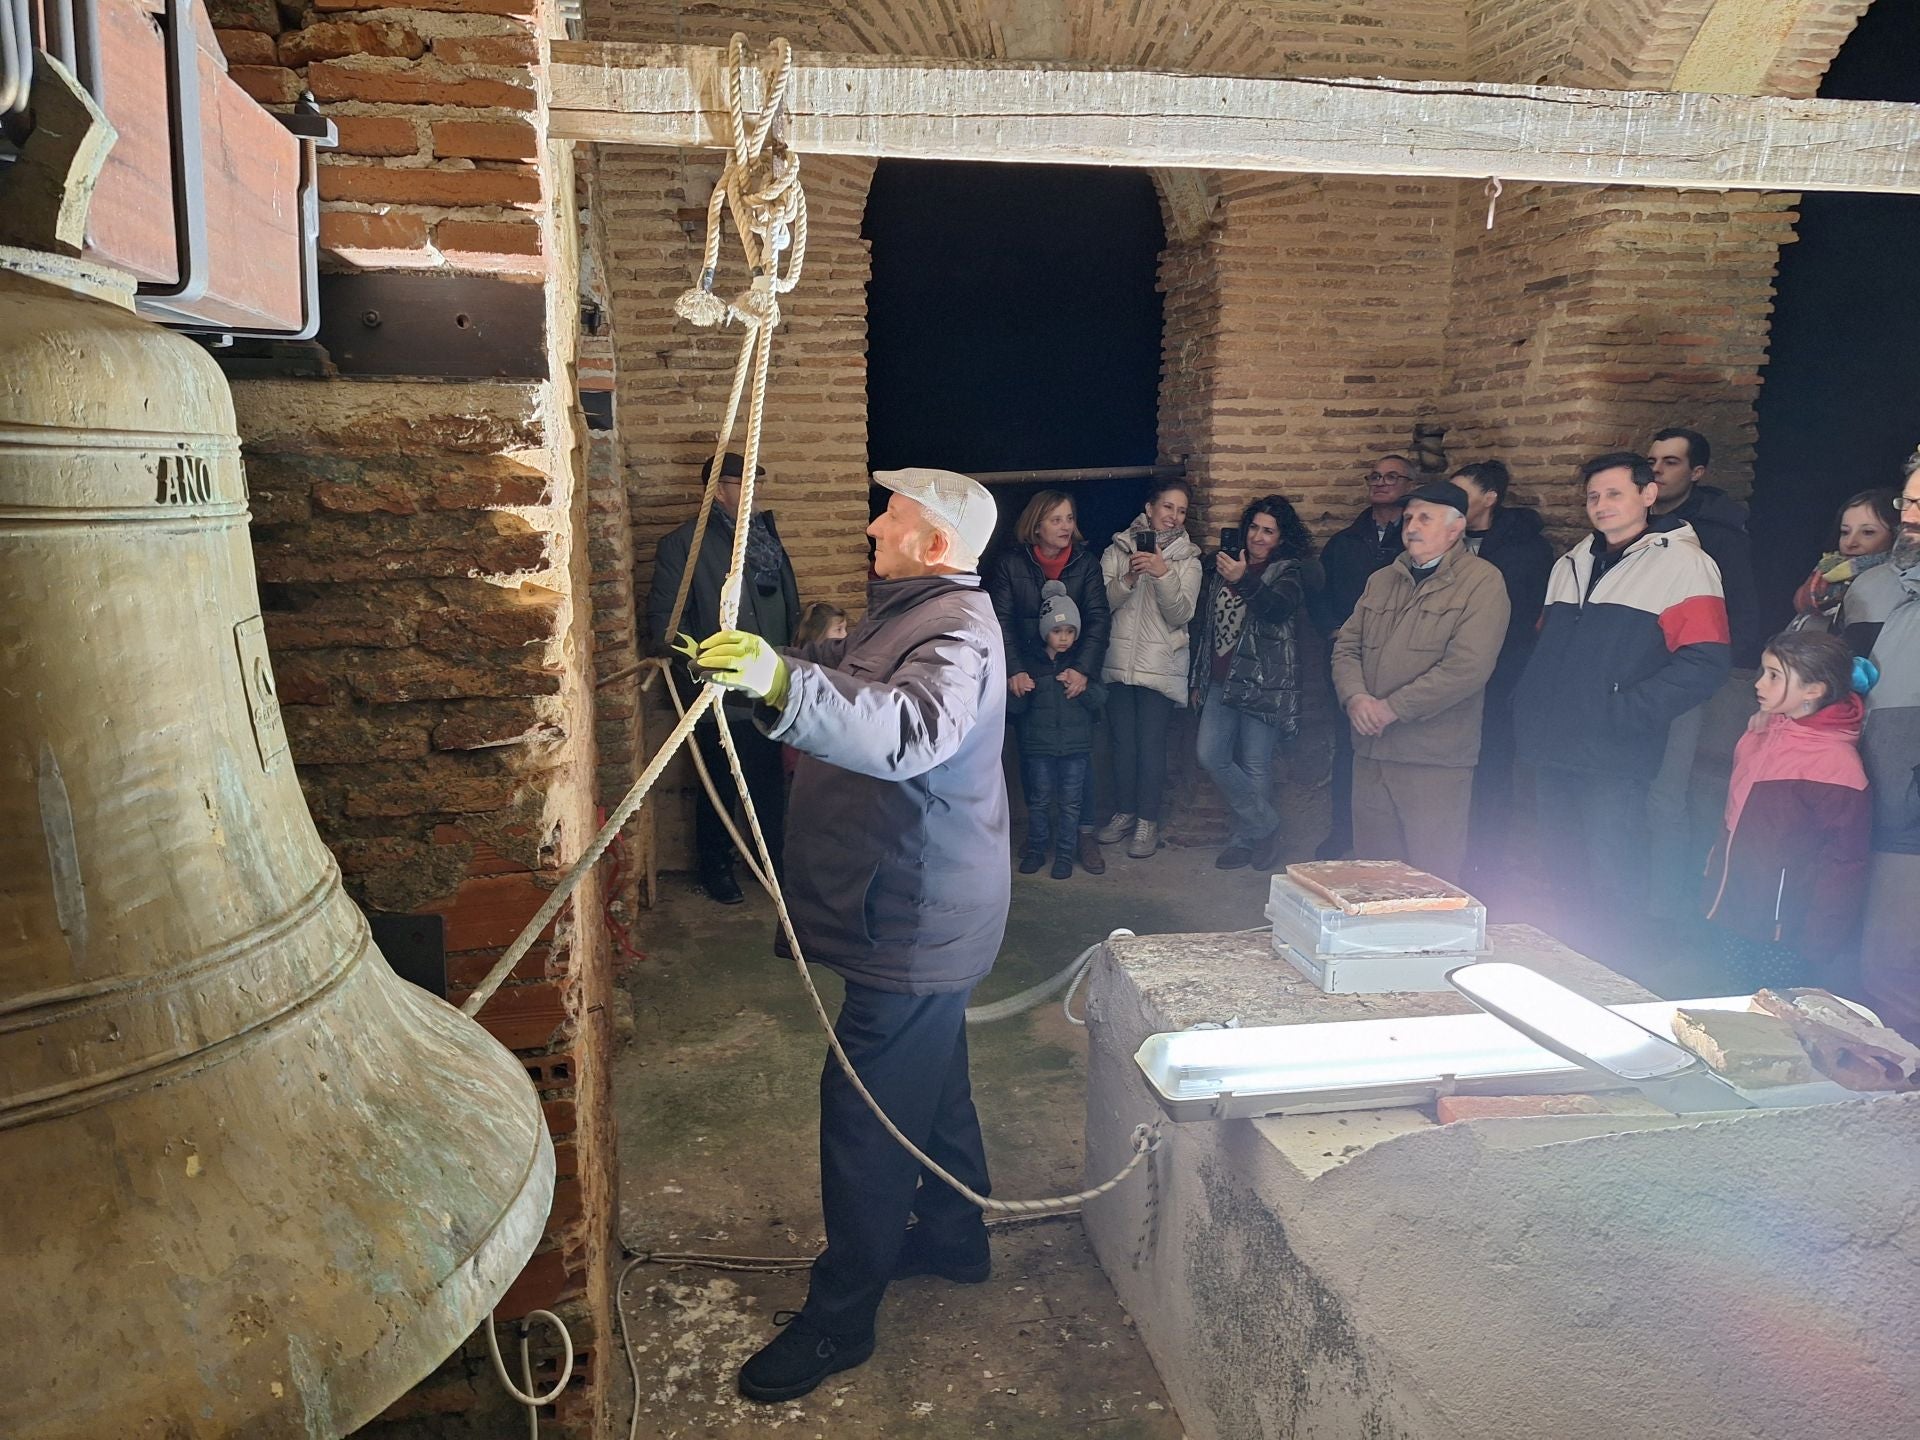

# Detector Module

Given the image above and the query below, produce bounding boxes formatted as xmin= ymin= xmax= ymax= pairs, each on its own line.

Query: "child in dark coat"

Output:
xmin=1009 ymin=581 xmax=1107 ymax=879
xmin=1703 ymin=629 xmax=1872 ymax=991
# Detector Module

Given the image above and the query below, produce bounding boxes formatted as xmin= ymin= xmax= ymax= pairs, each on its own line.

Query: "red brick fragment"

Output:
xmin=279 ymin=19 xmax=425 ymax=64
xmin=320 ymin=163 xmax=541 ymax=208
xmin=432 ymin=118 xmax=537 ymax=161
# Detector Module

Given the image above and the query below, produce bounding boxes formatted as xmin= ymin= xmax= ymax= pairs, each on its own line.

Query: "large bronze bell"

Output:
xmin=0 ymin=246 xmax=554 ymax=1437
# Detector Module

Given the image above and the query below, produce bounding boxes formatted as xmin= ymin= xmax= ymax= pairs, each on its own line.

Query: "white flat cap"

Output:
xmin=873 ymin=468 xmax=997 ymax=563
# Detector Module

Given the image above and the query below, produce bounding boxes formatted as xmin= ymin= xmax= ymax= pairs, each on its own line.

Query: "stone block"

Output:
xmin=215 ymin=28 xmax=278 ymax=64
xmin=432 ymin=33 xmax=540 ymax=65
xmin=318 ymin=210 xmax=435 ymax=265
xmin=319 ymin=162 xmax=541 ymax=208
xmin=342 ymin=759 xmax=523 ymax=817
xmin=432 ymin=118 xmax=537 ymax=161
xmin=435 ymin=219 xmax=545 ymax=273
xmin=432 ymin=698 xmax=562 ymax=750
xmin=342 ymin=649 xmax=562 ymax=703
xmin=279 ymin=19 xmax=425 ymax=64
xmin=207 ymin=0 xmax=281 ymax=34
xmin=283 ymin=706 xmax=432 ymax=764
xmin=228 ymin=64 xmax=305 ymax=105
xmin=306 ymin=60 xmax=535 ymax=110
xmin=329 ymin=116 xmax=422 ymax=158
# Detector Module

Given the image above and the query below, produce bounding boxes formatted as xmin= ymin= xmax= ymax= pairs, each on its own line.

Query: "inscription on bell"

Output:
xmin=154 ymin=453 xmax=214 ymax=504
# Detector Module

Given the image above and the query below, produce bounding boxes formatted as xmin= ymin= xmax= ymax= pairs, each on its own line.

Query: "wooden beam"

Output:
xmin=548 ymin=40 xmax=1920 ymax=195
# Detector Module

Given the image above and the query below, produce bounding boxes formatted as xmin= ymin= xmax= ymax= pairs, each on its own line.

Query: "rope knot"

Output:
xmin=674 ymin=287 xmax=731 ymax=328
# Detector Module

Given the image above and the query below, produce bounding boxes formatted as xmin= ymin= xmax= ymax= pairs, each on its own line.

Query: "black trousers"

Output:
xmin=691 ymin=710 xmax=786 ymax=882
xmin=1465 ymin=681 xmax=1519 ymax=883
xmin=1531 ymin=765 xmax=1651 ymax=952
xmin=1106 ymin=683 xmax=1176 ymax=823
xmin=804 ymin=982 xmax=989 ymax=1338
xmin=1326 ymin=722 xmax=1355 ymax=853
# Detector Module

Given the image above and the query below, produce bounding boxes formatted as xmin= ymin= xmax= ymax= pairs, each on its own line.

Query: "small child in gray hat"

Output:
xmin=1008 ymin=581 xmax=1107 ymax=879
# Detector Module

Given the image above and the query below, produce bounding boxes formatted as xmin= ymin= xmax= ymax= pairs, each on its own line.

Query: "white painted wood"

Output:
xmin=548 ymin=40 xmax=1920 ymax=195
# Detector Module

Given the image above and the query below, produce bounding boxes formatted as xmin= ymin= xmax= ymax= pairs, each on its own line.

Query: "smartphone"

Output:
xmin=1132 ymin=529 xmax=1158 ymax=553
xmin=1219 ymin=527 xmax=1243 ymax=559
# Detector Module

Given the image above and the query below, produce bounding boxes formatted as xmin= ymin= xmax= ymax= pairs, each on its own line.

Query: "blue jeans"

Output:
xmin=1195 ymin=682 xmax=1282 ymax=844
xmin=1020 ymin=752 xmax=1089 ymax=857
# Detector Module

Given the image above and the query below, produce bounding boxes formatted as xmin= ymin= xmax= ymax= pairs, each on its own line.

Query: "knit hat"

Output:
xmin=1038 ymin=580 xmax=1080 ymax=640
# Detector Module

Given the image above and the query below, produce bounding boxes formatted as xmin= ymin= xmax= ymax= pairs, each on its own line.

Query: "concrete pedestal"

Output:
xmin=1083 ymin=925 xmax=1920 ymax=1440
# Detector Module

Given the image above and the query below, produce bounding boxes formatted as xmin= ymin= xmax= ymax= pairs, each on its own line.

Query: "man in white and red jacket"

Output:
xmin=1514 ymin=451 xmax=1730 ymax=948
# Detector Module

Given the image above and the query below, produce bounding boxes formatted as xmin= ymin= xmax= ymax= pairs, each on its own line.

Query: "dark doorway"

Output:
xmin=862 ymin=160 xmax=1167 ymax=564
xmin=1752 ymin=0 xmax=1920 ymax=636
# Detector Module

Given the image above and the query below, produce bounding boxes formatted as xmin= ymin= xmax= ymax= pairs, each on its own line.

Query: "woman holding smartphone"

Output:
xmin=1094 ymin=477 xmax=1203 ymax=858
xmin=1187 ymin=494 xmax=1323 ymax=870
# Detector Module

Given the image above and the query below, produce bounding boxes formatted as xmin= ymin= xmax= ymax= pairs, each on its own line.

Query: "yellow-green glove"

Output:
xmin=693 ymin=629 xmax=791 ymax=708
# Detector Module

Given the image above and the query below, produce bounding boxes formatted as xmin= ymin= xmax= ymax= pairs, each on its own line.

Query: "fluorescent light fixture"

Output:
xmin=1446 ymin=962 xmax=1699 ymax=1082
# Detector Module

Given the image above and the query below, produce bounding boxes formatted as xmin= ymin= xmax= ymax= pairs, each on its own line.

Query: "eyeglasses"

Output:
xmin=1897 ymin=495 xmax=1920 ymax=512
xmin=1365 ymin=472 xmax=1410 ymax=485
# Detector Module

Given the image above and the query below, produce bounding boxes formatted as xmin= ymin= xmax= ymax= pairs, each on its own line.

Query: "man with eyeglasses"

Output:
xmin=1310 ymin=453 xmax=1417 ymax=858
xmin=1841 ymin=454 xmax=1920 ymax=1041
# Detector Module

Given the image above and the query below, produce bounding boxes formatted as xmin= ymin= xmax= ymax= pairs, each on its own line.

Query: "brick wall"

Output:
xmin=214 ymin=3 xmax=615 ymax=1435
xmin=213 ymin=0 xmax=549 ymax=275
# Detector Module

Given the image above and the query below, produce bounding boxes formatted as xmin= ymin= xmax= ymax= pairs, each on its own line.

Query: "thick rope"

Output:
xmin=468 ymin=33 xmax=1160 ymax=1216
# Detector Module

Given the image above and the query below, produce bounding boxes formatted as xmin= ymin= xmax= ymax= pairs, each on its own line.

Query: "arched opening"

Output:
xmin=861 ymin=159 xmax=1168 ymax=556
xmin=1752 ymin=0 xmax=1920 ymax=634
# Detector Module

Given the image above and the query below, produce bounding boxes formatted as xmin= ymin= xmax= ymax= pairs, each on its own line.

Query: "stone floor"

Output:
xmin=605 ymin=777 xmax=1752 ymax=1437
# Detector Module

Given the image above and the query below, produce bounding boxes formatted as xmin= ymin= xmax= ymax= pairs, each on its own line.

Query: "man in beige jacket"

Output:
xmin=1332 ymin=481 xmax=1509 ymax=882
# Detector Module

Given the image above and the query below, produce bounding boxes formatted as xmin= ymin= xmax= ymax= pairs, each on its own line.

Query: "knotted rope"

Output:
xmin=463 ymin=34 xmax=1158 ymax=1218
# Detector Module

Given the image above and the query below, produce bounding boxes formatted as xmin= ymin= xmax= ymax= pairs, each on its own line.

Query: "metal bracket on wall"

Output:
xmin=317 ymin=272 xmax=548 ymax=379
xmin=133 ymin=0 xmax=208 ymax=319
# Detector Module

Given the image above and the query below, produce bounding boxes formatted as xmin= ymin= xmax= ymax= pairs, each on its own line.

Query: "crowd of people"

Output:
xmin=653 ymin=453 xmax=1916 ymax=1403
xmin=648 ymin=441 xmax=1920 ymax=1040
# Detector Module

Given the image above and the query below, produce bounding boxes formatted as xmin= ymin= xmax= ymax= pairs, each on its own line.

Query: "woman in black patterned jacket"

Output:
xmin=1189 ymin=494 xmax=1324 ymax=869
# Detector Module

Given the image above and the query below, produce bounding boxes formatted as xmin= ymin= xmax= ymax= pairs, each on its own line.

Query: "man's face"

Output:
xmin=1894 ymin=473 xmax=1920 ymax=568
xmin=712 ymin=473 xmax=743 ymax=517
xmin=1646 ymin=437 xmax=1702 ymax=507
xmin=867 ymin=493 xmax=936 ymax=579
xmin=1365 ymin=457 xmax=1416 ymax=509
xmin=1587 ymin=466 xmax=1657 ymax=544
xmin=1454 ymin=474 xmax=1498 ymax=530
xmin=1402 ymin=500 xmax=1463 ymax=566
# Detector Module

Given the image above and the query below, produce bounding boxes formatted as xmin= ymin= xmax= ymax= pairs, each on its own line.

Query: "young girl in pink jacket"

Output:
xmin=1703 ymin=630 xmax=1873 ymax=992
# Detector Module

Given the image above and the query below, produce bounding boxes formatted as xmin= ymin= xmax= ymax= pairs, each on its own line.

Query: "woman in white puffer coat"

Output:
xmin=1094 ymin=477 xmax=1202 ymax=858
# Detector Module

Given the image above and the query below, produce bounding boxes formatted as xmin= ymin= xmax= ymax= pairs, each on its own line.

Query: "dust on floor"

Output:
xmin=610 ymin=841 xmax=1276 ymax=1436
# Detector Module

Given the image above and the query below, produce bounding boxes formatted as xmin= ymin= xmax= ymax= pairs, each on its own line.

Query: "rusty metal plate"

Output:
xmin=317 ymin=272 xmax=548 ymax=379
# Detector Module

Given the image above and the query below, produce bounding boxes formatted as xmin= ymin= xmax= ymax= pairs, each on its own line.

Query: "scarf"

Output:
xmin=745 ymin=511 xmax=785 ymax=592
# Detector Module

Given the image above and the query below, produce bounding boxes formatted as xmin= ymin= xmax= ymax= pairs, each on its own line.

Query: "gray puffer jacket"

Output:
xmin=1100 ymin=516 xmax=1202 ymax=705
xmin=762 ymin=572 xmax=1011 ymax=993
xmin=1847 ymin=558 xmax=1920 ymax=855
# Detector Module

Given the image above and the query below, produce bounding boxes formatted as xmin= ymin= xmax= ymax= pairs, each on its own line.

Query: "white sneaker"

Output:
xmin=1126 ymin=818 xmax=1160 ymax=859
xmin=1094 ymin=812 xmax=1136 ymax=845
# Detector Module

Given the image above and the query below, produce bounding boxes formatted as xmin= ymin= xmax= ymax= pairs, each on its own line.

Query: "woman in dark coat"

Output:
xmin=1189 ymin=494 xmax=1323 ymax=870
xmin=987 ymin=490 xmax=1112 ymax=869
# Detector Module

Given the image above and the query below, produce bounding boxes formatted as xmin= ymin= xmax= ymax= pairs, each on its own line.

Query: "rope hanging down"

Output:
xmin=463 ymin=34 xmax=1159 ymax=1217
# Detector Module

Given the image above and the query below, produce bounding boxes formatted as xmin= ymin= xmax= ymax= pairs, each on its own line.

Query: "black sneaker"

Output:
xmin=737 ymin=1311 xmax=875 ymax=1404
xmin=1215 ymin=843 xmax=1253 ymax=870
xmin=1050 ymin=855 xmax=1074 ymax=880
xmin=701 ymin=868 xmax=745 ymax=905
xmin=893 ymin=1227 xmax=991 ymax=1284
xmin=1017 ymin=850 xmax=1046 ymax=875
xmin=1249 ymin=826 xmax=1282 ymax=871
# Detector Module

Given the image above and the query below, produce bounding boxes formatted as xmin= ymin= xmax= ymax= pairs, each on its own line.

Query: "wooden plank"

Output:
xmin=548 ymin=40 xmax=1920 ymax=195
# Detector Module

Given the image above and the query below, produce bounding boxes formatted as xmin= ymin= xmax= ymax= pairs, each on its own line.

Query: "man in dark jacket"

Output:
xmin=1308 ymin=453 xmax=1415 ymax=859
xmin=1452 ymin=460 xmax=1554 ymax=883
xmin=1514 ymin=452 xmax=1730 ymax=952
xmin=645 ymin=452 xmax=801 ymax=904
xmin=694 ymin=468 xmax=1008 ymax=1402
xmin=1645 ymin=427 xmax=1759 ymax=918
